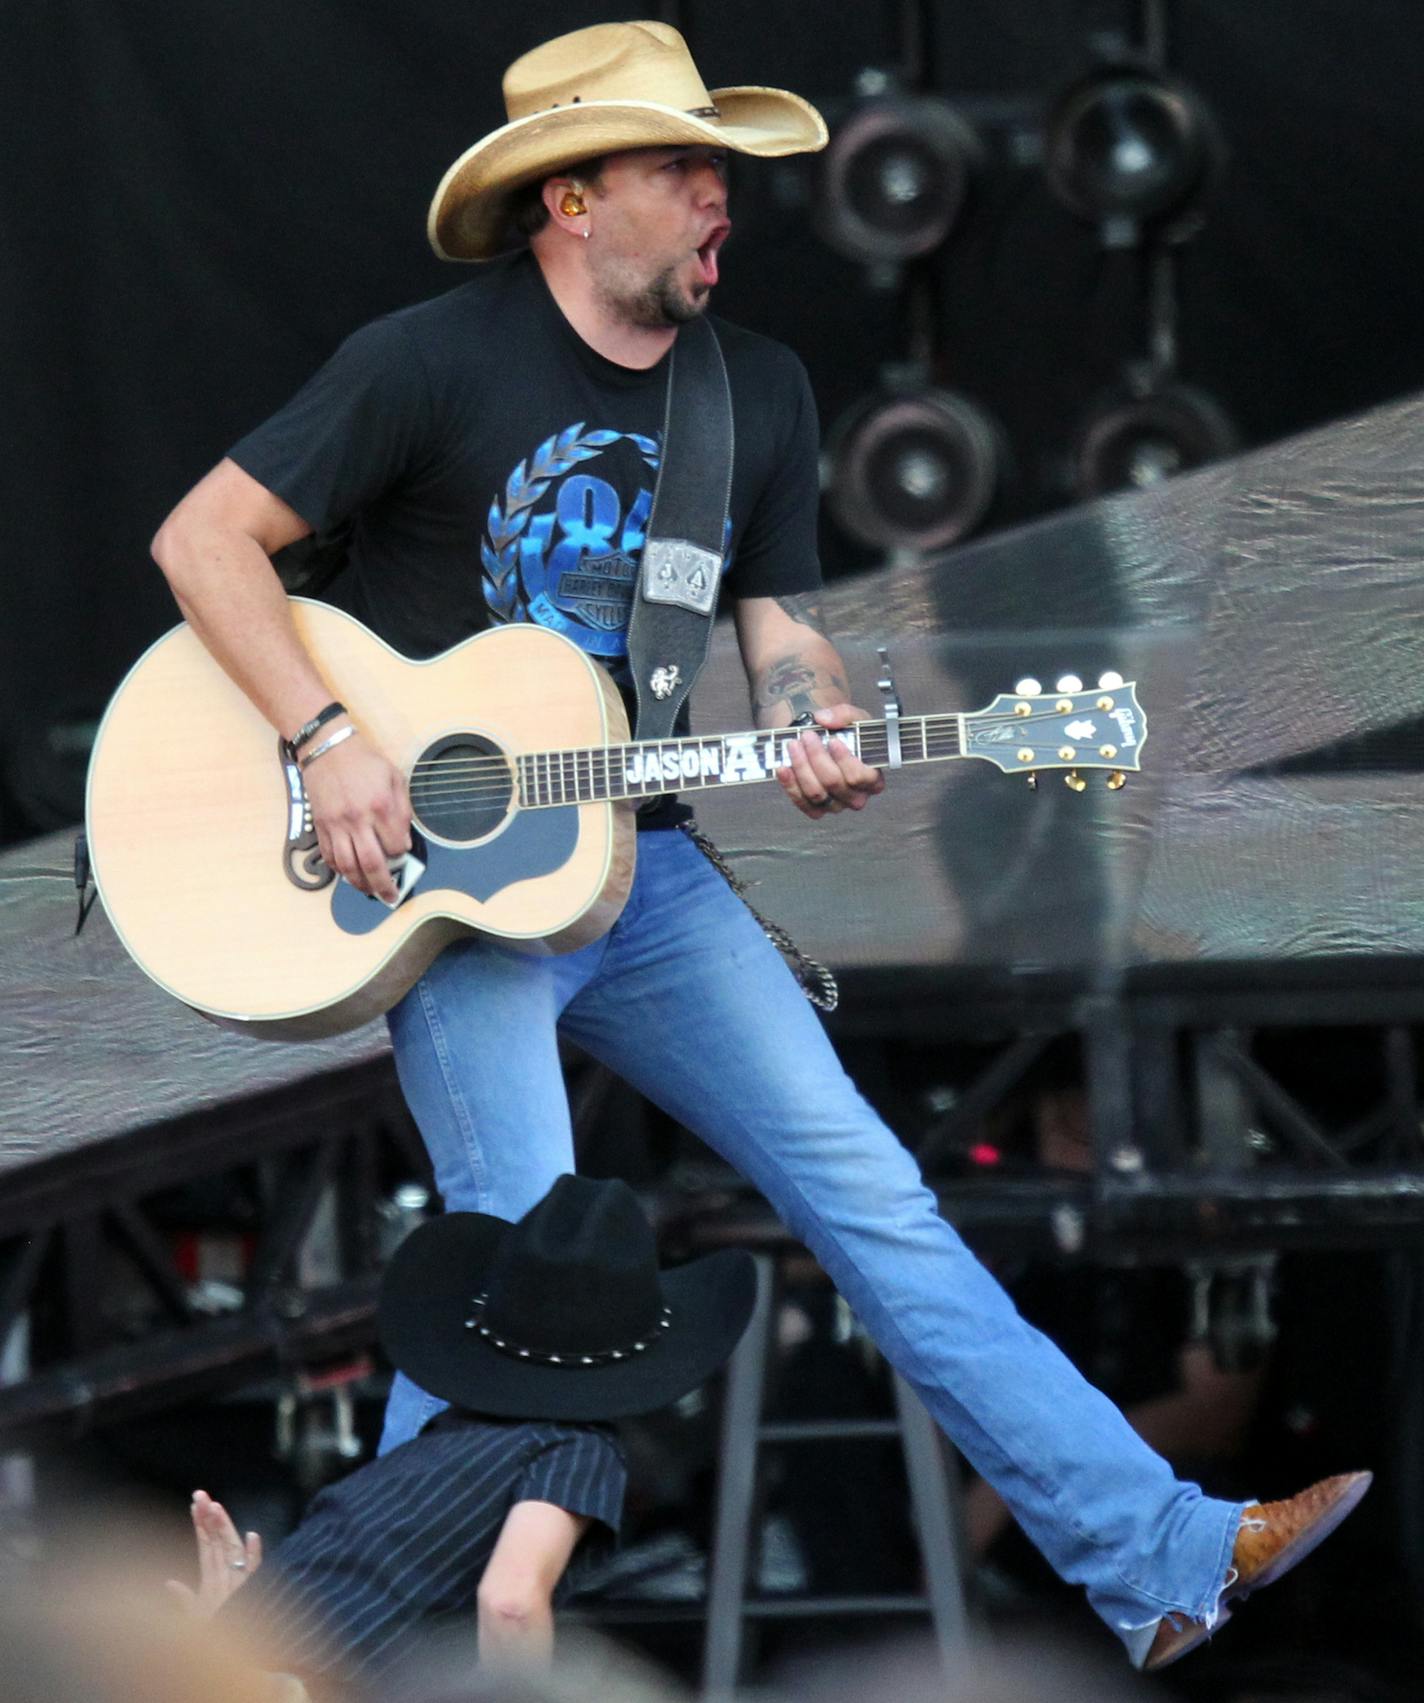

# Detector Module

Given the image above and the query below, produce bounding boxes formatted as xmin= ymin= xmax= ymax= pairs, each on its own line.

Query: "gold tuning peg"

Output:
xmin=1064 ymin=770 xmax=1087 ymax=793
xmin=1105 ymin=771 xmax=1127 ymax=790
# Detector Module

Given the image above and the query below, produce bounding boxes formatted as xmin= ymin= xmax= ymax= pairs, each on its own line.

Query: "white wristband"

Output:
xmin=298 ymin=724 xmax=357 ymax=770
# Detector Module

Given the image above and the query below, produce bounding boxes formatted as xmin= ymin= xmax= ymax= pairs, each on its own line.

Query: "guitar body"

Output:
xmin=86 ymin=604 xmax=636 ymax=1041
xmin=89 ymin=602 xmax=1146 ymax=1043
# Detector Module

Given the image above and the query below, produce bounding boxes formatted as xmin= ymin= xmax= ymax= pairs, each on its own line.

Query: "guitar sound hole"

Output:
xmin=410 ymin=734 xmax=513 ymax=844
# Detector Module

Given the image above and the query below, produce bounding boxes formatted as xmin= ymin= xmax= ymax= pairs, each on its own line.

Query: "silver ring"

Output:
xmin=229 ymin=1557 xmax=248 ymax=1571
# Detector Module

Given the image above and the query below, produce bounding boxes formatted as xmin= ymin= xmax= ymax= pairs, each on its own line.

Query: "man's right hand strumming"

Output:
xmin=151 ymin=458 xmax=413 ymax=907
xmin=299 ymin=730 xmax=412 ymax=905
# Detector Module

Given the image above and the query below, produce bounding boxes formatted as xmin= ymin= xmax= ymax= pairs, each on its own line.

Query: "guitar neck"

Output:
xmin=517 ymin=716 xmax=963 ymax=809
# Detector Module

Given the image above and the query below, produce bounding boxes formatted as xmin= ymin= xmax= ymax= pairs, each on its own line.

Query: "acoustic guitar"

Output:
xmin=85 ymin=601 xmax=1146 ymax=1040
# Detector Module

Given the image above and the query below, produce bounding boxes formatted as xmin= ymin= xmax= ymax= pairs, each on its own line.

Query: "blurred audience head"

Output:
xmin=0 ymin=1521 xmax=275 ymax=1703
xmin=397 ymin=1627 xmax=690 ymax=1703
xmin=764 ymin=1631 xmax=1150 ymax=1703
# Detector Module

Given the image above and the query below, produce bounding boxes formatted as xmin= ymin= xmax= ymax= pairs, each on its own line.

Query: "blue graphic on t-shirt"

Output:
xmin=481 ymin=423 xmax=731 ymax=676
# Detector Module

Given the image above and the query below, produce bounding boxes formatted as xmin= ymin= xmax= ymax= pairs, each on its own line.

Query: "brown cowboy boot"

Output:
xmin=1143 ymin=1471 xmax=1372 ymax=1672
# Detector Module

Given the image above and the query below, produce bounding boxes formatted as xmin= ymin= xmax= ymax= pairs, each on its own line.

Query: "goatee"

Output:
xmin=619 ymin=266 xmax=709 ymax=329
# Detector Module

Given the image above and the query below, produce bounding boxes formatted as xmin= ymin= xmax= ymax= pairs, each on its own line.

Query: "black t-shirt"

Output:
xmin=229 ymin=252 xmax=822 ymax=823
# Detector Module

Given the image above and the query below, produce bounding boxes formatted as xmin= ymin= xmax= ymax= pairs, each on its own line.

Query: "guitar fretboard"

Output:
xmin=516 ymin=717 xmax=964 ymax=808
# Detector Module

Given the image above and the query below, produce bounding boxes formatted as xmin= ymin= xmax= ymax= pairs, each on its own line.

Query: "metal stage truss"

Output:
xmin=1 ymin=980 xmax=1421 ymax=1447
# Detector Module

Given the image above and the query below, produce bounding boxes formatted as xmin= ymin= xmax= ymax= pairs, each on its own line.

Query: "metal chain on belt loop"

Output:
xmin=679 ymin=821 xmax=840 ymax=1013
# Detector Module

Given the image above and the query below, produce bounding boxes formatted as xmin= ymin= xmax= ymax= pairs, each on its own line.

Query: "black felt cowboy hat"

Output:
xmin=377 ymin=1175 xmax=756 ymax=1421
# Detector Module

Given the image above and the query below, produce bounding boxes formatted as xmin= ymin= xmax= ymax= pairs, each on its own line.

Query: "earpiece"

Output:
xmin=560 ymin=190 xmax=586 ymax=217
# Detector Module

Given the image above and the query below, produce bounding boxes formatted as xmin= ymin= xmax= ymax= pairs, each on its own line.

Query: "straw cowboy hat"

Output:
xmin=378 ymin=1174 xmax=757 ymax=1421
xmin=428 ymin=20 xmax=828 ymax=261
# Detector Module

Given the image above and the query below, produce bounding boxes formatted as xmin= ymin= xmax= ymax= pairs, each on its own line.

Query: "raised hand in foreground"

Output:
xmin=166 ymin=1488 xmax=263 ymax=1619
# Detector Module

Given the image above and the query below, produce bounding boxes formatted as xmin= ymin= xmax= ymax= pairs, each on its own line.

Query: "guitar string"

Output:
xmin=405 ymin=738 xmax=970 ymax=808
xmin=387 ymin=711 xmax=1127 ymax=815
xmin=406 ymin=735 xmax=960 ymax=782
xmin=402 ymin=743 xmax=1126 ymax=798
xmin=402 ymin=706 xmax=1094 ymax=760
xmin=405 ymin=741 xmax=1119 ymax=817
xmin=397 ymin=707 xmax=1090 ymax=787
xmin=407 ymin=736 xmax=962 ymax=786
xmin=405 ymin=733 xmax=1127 ymax=814
xmin=412 ymin=757 xmax=1125 ymax=817
xmin=397 ymin=724 xmax=1102 ymax=809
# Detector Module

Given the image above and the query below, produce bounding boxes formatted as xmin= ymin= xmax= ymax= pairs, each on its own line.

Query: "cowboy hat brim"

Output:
xmin=428 ymin=87 xmax=828 ymax=262
xmin=377 ymin=1210 xmax=757 ymax=1421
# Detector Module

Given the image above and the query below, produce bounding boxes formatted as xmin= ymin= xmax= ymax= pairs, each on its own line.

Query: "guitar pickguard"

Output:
xmin=280 ymin=741 xmax=337 ymax=892
xmin=328 ymin=806 xmax=580 ymax=937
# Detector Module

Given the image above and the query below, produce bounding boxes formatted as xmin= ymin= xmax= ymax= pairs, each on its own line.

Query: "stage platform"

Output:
xmin=0 ymin=827 xmax=395 ymax=1224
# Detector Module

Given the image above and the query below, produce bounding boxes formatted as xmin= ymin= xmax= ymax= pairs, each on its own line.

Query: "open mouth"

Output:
xmin=694 ymin=222 xmax=731 ymax=287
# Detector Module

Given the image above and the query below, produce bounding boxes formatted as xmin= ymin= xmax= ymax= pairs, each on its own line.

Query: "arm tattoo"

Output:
xmin=773 ymin=591 xmax=828 ymax=637
xmin=754 ymin=653 xmax=850 ymax=722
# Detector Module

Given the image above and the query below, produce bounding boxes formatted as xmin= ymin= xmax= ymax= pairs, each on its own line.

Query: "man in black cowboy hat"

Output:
xmin=170 ymin=1176 xmax=754 ymax=1697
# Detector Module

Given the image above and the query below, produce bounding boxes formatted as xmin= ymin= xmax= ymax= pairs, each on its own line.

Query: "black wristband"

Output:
xmin=285 ymin=701 xmax=347 ymax=756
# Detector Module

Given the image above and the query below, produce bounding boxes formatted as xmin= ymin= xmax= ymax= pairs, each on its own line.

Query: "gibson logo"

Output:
xmin=1110 ymin=707 xmax=1138 ymax=747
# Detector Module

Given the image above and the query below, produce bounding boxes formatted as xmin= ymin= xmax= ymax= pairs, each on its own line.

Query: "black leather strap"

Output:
xmin=627 ymin=315 xmax=733 ymax=742
xmin=283 ymin=699 xmax=347 ymax=758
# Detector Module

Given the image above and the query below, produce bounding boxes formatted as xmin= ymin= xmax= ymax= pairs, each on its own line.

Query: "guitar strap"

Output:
xmin=623 ymin=321 xmax=838 ymax=1011
xmin=627 ymin=314 xmax=733 ymax=742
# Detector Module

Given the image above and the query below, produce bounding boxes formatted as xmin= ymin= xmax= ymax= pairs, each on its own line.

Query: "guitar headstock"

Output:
xmin=961 ymin=673 xmax=1146 ymax=789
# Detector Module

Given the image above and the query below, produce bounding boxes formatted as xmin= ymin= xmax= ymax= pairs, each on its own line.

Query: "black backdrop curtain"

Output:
xmin=4 ymin=1 xmax=1423 ymax=838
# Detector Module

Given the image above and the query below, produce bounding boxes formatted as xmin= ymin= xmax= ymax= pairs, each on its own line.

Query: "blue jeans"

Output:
xmin=382 ymin=825 xmax=1241 ymax=1658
